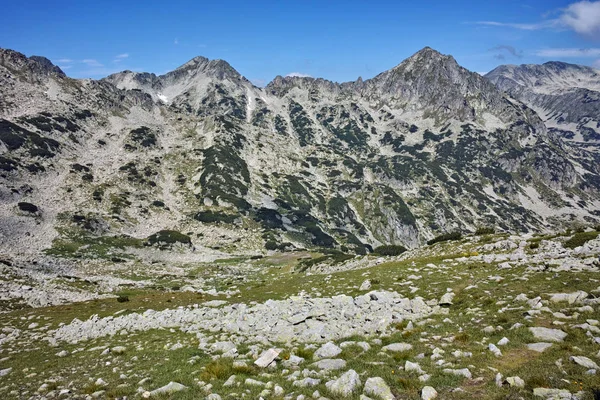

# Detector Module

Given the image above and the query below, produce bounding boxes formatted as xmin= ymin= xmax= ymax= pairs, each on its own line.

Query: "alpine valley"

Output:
xmin=2 ymin=46 xmax=600 ymax=400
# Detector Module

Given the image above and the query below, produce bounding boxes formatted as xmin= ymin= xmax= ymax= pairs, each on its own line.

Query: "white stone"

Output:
xmin=421 ymin=386 xmax=437 ymax=400
xmin=325 ymin=369 xmax=361 ymax=397
xmin=506 ymin=376 xmax=524 ymax=388
xmin=148 ymin=382 xmax=187 ymax=397
xmin=364 ymin=377 xmax=395 ymax=400
xmin=254 ymin=348 xmax=280 ymax=368
xmin=314 ymin=342 xmax=342 ymax=359
xmin=527 ymin=342 xmax=553 ymax=352
xmin=382 ymin=343 xmax=412 ymax=352
xmin=529 ymin=327 xmax=567 ymax=342
xmin=570 ymin=356 xmax=599 ymax=369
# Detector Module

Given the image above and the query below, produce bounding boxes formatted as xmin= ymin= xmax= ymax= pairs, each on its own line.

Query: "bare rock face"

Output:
xmin=1 ymin=46 xmax=599 ymax=260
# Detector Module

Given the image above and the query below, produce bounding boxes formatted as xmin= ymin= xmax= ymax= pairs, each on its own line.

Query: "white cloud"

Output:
xmin=475 ymin=20 xmax=555 ymax=31
xmin=593 ymin=59 xmax=600 ymax=68
xmin=559 ymin=1 xmax=600 ymax=36
xmin=534 ymin=48 xmax=600 ymax=57
xmin=58 ymin=65 xmax=72 ymax=70
xmin=286 ymin=72 xmax=312 ymax=78
xmin=475 ymin=1 xmax=600 ymax=38
xmin=82 ymin=59 xmax=103 ymax=67
xmin=113 ymin=53 xmax=129 ymax=63
xmin=174 ymin=38 xmax=179 ymax=45
xmin=56 ymin=58 xmax=73 ymax=63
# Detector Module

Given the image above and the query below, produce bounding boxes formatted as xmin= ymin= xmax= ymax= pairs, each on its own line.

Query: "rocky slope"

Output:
xmin=1 ymin=47 xmax=600 ymax=259
xmin=486 ymin=62 xmax=600 ymax=149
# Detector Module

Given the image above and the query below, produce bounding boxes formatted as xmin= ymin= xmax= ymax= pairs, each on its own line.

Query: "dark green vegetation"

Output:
xmin=145 ymin=230 xmax=192 ymax=249
xmin=427 ymin=232 xmax=462 ymax=246
xmin=564 ymin=231 xmax=599 ymax=249
xmin=372 ymin=245 xmax=407 ymax=256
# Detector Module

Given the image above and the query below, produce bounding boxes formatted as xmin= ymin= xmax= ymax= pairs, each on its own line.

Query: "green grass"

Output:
xmin=2 ymin=232 xmax=600 ymax=399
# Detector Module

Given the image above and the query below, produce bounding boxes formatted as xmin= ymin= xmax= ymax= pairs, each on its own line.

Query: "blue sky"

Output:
xmin=2 ymin=0 xmax=600 ymax=85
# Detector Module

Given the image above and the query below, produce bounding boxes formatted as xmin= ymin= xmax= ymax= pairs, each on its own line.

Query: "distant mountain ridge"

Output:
xmin=1 ymin=47 xmax=599 ymax=259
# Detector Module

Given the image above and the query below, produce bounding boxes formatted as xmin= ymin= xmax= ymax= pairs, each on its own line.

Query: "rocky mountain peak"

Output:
xmin=0 ymin=48 xmax=65 ymax=81
xmin=168 ymin=55 xmax=246 ymax=83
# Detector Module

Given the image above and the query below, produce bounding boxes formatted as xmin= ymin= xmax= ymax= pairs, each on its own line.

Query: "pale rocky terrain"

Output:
xmin=1 ymin=230 xmax=600 ymax=399
xmin=1 ymin=47 xmax=600 ymax=399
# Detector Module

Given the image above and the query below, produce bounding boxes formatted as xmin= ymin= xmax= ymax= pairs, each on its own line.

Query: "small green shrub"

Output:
xmin=564 ymin=231 xmax=599 ymax=249
xmin=427 ymin=232 xmax=462 ymax=246
xmin=116 ymin=295 xmax=129 ymax=303
xmin=145 ymin=230 xmax=191 ymax=249
xmin=194 ymin=210 xmax=237 ymax=224
xmin=529 ymin=242 xmax=540 ymax=250
xmin=372 ymin=245 xmax=407 ymax=256
xmin=475 ymin=227 xmax=495 ymax=235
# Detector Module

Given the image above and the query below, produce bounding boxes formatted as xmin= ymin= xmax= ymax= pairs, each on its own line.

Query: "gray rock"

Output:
xmin=326 ymin=369 xmax=361 ymax=397
xmin=421 ymin=386 xmax=437 ymax=400
xmin=0 ymin=368 xmax=12 ymax=377
xmin=382 ymin=343 xmax=412 ymax=352
xmin=360 ymin=280 xmax=372 ymax=291
xmin=442 ymin=368 xmax=472 ymax=379
xmin=439 ymin=292 xmax=454 ymax=305
xmin=405 ymin=361 xmax=425 ymax=374
xmin=548 ymin=291 xmax=588 ymax=304
xmin=148 ymin=382 xmax=187 ymax=397
xmin=245 ymin=378 xmax=266 ymax=387
xmin=570 ymin=356 xmax=599 ymax=369
xmin=527 ymin=342 xmax=553 ymax=352
xmin=207 ymin=394 xmax=222 ymax=400
xmin=532 ymin=388 xmax=573 ymax=398
xmin=312 ymin=359 xmax=347 ymax=370
xmin=254 ymin=348 xmax=280 ymax=368
xmin=314 ymin=342 xmax=342 ymax=359
xmin=293 ymin=378 xmax=321 ymax=388
xmin=529 ymin=327 xmax=567 ymax=342
xmin=505 ymin=376 xmax=524 ymax=388
xmin=364 ymin=377 xmax=395 ymax=400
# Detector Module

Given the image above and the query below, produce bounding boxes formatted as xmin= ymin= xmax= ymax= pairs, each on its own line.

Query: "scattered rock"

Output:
xmin=421 ymin=386 xmax=437 ymax=400
xmin=312 ymin=359 xmax=347 ymax=370
xmin=505 ymin=376 xmax=524 ymax=388
xmin=527 ymin=342 xmax=553 ymax=352
xmin=570 ymin=356 xmax=599 ymax=369
xmin=326 ymin=369 xmax=361 ymax=397
xmin=364 ymin=377 xmax=395 ymax=400
xmin=254 ymin=348 xmax=280 ymax=368
xmin=147 ymin=382 xmax=187 ymax=397
xmin=360 ymin=280 xmax=372 ymax=291
xmin=314 ymin=342 xmax=342 ymax=359
xmin=381 ymin=343 xmax=412 ymax=352
xmin=532 ymin=388 xmax=573 ymax=398
xmin=529 ymin=327 xmax=567 ymax=342
xmin=443 ymin=368 xmax=472 ymax=379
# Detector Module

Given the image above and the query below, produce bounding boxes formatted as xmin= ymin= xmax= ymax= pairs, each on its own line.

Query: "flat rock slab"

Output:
xmin=529 ymin=327 xmax=567 ymax=342
xmin=527 ymin=342 xmax=553 ymax=352
xmin=443 ymin=368 xmax=472 ymax=379
xmin=146 ymin=382 xmax=187 ymax=397
xmin=382 ymin=343 xmax=413 ymax=352
xmin=532 ymin=388 xmax=573 ymax=398
xmin=570 ymin=356 xmax=599 ymax=369
xmin=312 ymin=358 xmax=347 ymax=370
xmin=254 ymin=348 xmax=280 ymax=368
xmin=364 ymin=377 xmax=395 ymax=400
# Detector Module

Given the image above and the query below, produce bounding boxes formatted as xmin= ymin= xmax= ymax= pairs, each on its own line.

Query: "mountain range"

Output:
xmin=1 ymin=47 xmax=599 ymax=259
